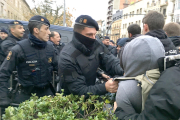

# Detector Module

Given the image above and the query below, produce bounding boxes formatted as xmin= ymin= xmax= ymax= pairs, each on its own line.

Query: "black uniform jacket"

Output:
xmin=0 ymin=40 xmax=57 ymax=99
xmin=1 ymin=33 xmax=21 ymax=56
xmin=58 ymin=35 xmax=123 ymax=97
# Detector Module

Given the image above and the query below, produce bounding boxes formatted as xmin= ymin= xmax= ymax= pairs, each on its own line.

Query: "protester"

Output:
xmin=163 ymin=22 xmax=180 ymax=52
xmin=142 ymin=11 xmax=177 ymax=55
xmin=115 ymin=35 xmax=165 ymax=120
xmin=126 ymin=24 xmax=141 ymax=42
xmin=58 ymin=15 xmax=123 ymax=97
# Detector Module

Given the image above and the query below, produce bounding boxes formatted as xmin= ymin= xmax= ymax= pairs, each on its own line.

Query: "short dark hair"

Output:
xmin=163 ymin=22 xmax=180 ymax=37
xmin=127 ymin=24 xmax=141 ymax=35
xmin=28 ymin=21 xmax=43 ymax=34
xmin=142 ymin=11 xmax=165 ymax=31
xmin=74 ymin=24 xmax=85 ymax=33
xmin=49 ymin=31 xmax=56 ymax=39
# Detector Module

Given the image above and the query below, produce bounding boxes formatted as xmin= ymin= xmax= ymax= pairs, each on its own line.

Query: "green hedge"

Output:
xmin=2 ymin=92 xmax=117 ymax=120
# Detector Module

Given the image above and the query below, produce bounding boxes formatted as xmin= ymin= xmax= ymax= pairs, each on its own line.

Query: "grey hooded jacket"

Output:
xmin=115 ymin=35 xmax=165 ymax=119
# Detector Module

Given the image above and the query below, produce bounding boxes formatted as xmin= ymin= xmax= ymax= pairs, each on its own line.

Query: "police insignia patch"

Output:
xmin=48 ymin=57 xmax=52 ymax=63
xmin=83 ymin=19 xmax=87 ymax=23
xmin=7 ymin=51 xmax=12 ymax=60
xmin=14 ymin=21 xmax=19 ymax=24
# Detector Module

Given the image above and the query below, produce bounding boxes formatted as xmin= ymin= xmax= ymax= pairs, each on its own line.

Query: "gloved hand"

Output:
xmin=0 ymin=97 xmax=11 ymax=107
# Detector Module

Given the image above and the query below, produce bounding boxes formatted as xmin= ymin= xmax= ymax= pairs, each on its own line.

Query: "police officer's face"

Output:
xmin=0 ymin=32 xmax=8 ymax=40
xmin=102 ymin=39 xmax=110 ymax=46
xmin=80 ymin=27 xmax=97 ymax=39
xmin=37 ymin=24 xmax=51 ymax=42
xmin=109 ymin=42 xmax=114 ymax=46
xmin=50 ymin=32 xmax=60 ymax=45
xmin=11 ymin=25 xmax=25 ymax=39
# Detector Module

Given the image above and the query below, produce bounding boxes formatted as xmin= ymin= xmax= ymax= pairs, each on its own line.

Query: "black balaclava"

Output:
xmin=74 ymin=31 xmax=95 ymax=51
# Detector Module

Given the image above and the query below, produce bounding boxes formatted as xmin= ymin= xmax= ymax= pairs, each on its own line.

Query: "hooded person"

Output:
xmin=115 ymin=35 xmax=165 ymax=120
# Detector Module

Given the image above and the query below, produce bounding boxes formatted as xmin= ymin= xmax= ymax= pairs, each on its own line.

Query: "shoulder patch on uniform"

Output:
xmin=48 ymin=57 xmax=52 ymax=63
xmin=7 ymin=51 xmax=12 ymax=60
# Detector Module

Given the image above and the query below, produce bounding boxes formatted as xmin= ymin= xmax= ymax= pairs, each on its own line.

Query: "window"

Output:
xmin=137 ymin=9 xmax=139 ymax=14
xmin=163 ymin=9 xmax=166 ymax=17
xmin=8 ymin=11 xmax=10 ymax=18
xmin=140 ymin=8 xmax=142 ymax=14
xmin=132 ymin=11 xmax=134 ymax=17
xmin=139 ymin=20 xmax=141 ymax=26
xmin=1 ymin=3 xmax=4 ymax=16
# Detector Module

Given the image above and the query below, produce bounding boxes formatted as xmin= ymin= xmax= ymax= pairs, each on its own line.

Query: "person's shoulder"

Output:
xmin=60 ymin=42 xmax=78 ymax=60
xmin=1 ymin=39 xmax=13 ymax=45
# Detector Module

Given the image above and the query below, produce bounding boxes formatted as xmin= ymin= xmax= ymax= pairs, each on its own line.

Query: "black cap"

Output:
xmin=29 ymin=15 xmax=50 ymax=27
xmin=9 ymin=20 xmax=23 ymax=26
xmin=110 ymin=40 xmax=115 ymax=44
xmin=103 ymin=36 xmax=110 ymax=40
xmin=75 ymin=15 xmax=99 ymax=31
xmin=0 ymin=28 xmax=8 ymax=34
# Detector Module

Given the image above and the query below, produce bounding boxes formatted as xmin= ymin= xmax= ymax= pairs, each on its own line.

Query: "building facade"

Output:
xmin=121 ymin=0 xmax=146 ymax=38
xmin=106 ymin=0 xmax=121 ymax=31
xmin=173 ymin=0 xmax=180 ymax=23
xmin=110 ymin=19 xmax=121 ymax=42
xmin=145 ymin=0 xmax=175 ymax=24
xmin=0 ymin=0 xmax=31 ymax=21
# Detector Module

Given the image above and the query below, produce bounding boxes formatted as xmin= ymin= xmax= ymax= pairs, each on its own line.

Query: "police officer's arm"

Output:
xmin=1 ymin=40 xmax=16 ymax=56
xmin=52 ymin=50 xmax=58 ymax=71
xmin=100 ymin=52 xmax=124 ymax=77
xmin=0 ymin=45 xmax=24 ymax=101
xmin=59 ymin=52 xmax=108 ymax=97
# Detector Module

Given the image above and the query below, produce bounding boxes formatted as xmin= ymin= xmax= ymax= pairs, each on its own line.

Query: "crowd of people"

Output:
xmin=0 ymin=10 xmax=180 ymax=120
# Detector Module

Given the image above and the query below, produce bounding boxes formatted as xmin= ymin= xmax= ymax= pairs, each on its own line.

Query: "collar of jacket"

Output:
xmin=145 ymin=29 xmax=167 ymax=39
xmin=126 ymin=34 xmax=142 ymax=42
xmin=72 ymin=34 xmax=99 ymax=56
xmin=9 ymin=33 xmax=21 ymax=41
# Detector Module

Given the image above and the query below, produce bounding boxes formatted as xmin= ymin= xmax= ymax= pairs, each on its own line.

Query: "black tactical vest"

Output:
xmin=69 ymin=41 xmax=103 ymax=86
xmin=17 ymin=39 xmax=54 ymax=87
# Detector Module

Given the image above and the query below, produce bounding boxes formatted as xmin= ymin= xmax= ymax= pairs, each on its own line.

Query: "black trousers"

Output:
xmin=12 ymin=87 xmax=54 ymax=104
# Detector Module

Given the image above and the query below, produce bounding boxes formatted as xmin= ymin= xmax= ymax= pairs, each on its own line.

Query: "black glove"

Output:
xmin=0 ymin=97 xmax=11 ymax=107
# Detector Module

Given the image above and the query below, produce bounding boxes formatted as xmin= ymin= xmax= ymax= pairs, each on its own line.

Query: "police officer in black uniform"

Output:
xmin=102 ymin=36 xmax=117 ymax=56
xmin=0 ymin=28 xmax=8 ymax=66
xmin=59 ymin=15 xmax=123 ymax=97
xmin=49 ymin=31 xmax=65 ymax=55
xmin=1 ymin=20 xmax=24 ymax=56
xmin=0 ymin=15 xmax=57 ymax=108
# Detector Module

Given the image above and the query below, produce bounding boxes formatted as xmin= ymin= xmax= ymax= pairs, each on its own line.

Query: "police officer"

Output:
xmin=1 ymin=20 xmax=25 ymax=56
xmin=102 ymin=36 xmax=117 ymax=56
xmin=0 ymin=28 xmax=8 ymax=40
xmin=59 ymin=15 xmax=123 ymax=97
xmin=0 ymin=28 xmax=8 ymax=66
xmin=0 ymin=15 xmax=57 ymax=108
xmin=49 ymin=31 xmax=65 ymax=55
